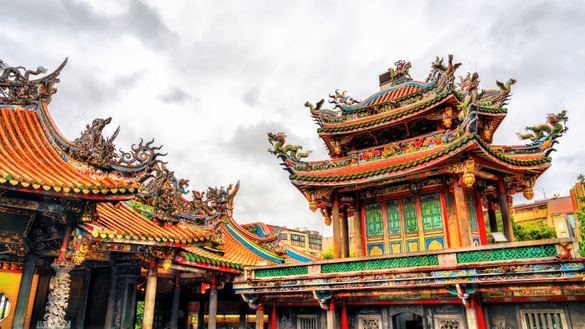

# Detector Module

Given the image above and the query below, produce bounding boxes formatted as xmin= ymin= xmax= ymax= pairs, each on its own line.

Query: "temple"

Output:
xmin=249 ymin=55 xmax=584 ymax=329
xmin=0 ymin=59 xmax=318 ymax=329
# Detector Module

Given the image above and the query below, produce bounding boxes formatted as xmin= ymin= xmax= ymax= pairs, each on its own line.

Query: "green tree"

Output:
xmin=576 ymin=175 xmax=585 ymax=256
xmin=322 ymin=247 xmax=334 ymax=259
xmin=484 ymin=210 xmax=556 ymax=242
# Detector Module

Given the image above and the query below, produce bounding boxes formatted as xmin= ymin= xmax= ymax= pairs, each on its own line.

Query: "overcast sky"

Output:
xmin=3 ymin=1 xmax=584 ymax=236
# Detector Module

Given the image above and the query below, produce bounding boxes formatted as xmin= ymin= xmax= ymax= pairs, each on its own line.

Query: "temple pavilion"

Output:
xmin=0 ymin=59 xmax=318 ymax=329
xmin=242 ymin=55 xmax=584 ymax=329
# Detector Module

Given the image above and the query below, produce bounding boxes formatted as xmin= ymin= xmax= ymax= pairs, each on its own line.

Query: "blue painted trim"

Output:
xmin=224 ymin=223 xmax=284 ymax=264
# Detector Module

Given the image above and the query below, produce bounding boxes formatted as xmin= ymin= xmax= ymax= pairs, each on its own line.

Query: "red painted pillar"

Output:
xmin=270 ymin=299 xmax=277 ymax=329
xmin=475 ymin=293 xmax=487 ymax=329
xmin=341 ymin=298 xmax=348 ymax=329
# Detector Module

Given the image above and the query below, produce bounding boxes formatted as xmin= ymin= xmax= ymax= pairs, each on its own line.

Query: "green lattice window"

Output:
xmin=402 ymin=197 xmax=418 ymax=233
xmin=456 ymin=244 xmax=557 ymax=263
xmin=421 ymin=194 xmax=443 ymax=231
xmin=321 ymin=255 xmax=439 ymax=273
xmin=466 ymin=194 xmax=478 ymax=230
xmin=255 ymin=266 xmax=309 ymax=278
xmin=365 ymin=202 xmax=383 ymax=237
xmin=386 ymin=199 xmax=401 ymax=236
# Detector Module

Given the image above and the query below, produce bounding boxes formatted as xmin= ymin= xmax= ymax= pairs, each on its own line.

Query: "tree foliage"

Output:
xmin=576 ymin=175 xmax=585 ymax=256
xmin=484 ymin=210 xmax=556 ymax=242
xmin=322 ymin=246 xmax=334 ymax=259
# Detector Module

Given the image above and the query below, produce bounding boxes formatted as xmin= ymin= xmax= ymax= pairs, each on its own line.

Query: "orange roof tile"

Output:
xmin=0 ymin=106 xmax=137 ymax=199
xmin=182 ymin=224 xmax=279 ymax=267
xmin=82 ymin=202 xmax=210 ymax=244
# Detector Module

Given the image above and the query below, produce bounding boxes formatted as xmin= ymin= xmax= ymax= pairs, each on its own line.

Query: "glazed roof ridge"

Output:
xmin=342 ymin=81 xmax=432 ymax=112
xmin=0 ymin=106 xmax=138 ymax=199
xmin=317 ymin=91 xmax=456 ymax=134
xmin=287 ymin=133 xmax=553 ymax=184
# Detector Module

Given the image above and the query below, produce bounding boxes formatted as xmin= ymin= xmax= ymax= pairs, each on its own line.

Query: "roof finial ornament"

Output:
xmin=516 ymin=110 xmax=568 ymax=156
xmin=387 ymin=60 xmax=412 ymax=83
xmin=0 ymin=58 xmax=68 ymax=105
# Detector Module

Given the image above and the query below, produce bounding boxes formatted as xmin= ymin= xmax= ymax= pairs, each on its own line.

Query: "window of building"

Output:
xmin=309 ymin=237 xmax=322 ymax=250
xmin=365 ymin=202 xmax=383 ymax=237
xmin=386 ymin=199 xmax=401 ymax=236
xmin=280 ymin=233 xmax=288 ymax=240
xmin=290 ymin=234 xmax=305 ymax=247
xmin=520 ymin=309 xmax=568 ymax=329
xmin=567 ymin=213 xmax=576 ymax=229
xmin=465 ymin=194 xmax=478 ymax=230
xmin=297 ymin=315 xmax=318 ymax=329
xmin=421 ymin=192 xmax=443 ymax=230
xmin=402 ymin=197 xmax=418 ymax=233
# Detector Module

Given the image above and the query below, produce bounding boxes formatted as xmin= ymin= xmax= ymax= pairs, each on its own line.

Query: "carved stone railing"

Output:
xmin=241 ymin=238 xmax=579 ymax=280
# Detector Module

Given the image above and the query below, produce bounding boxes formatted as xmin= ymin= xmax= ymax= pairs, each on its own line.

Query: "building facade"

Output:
xmin=511 ymin=196 xmax=577 ymax=239
xmin=249 ymin=55 xmax=584 ymax=329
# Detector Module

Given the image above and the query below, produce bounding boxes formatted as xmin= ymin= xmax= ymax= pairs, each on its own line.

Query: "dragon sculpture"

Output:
xmin=457 ymin=72 xmax=480 ymax=135
xmin=68 ymin=117 xmax=167 ymax=172
xmin=516 ymin=110 xmax=568 ymax=155
xmin=70 ymin=117 xmax=120 ymax=169
xmin=305 ymin=99 xmax=343 ymax=127
xmin=267 ymin=132 xmax=312 ymax=161
xmin=0 ymin=58 xmax=68 ymax=105
xmin=328 ymin=89 xmax=359 ymax=110
xmin=139 ymin=159 xmax=241 ymax=225
xmin=479 ymin=78 xmax=516 ymax=108
xmin=428 ymin=54 xmax=461 ymax=91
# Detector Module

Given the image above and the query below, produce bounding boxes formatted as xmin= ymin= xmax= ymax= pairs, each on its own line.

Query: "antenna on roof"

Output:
xmin=543 ymin=186 xmax=547 ymax=200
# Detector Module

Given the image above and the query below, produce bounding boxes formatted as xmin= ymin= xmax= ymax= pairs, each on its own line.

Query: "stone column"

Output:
xmin=326 ymin=298 xmax=336 ymax=329
xmin=332 ymin=191 xmax=341 ymax=259
xmin=340 ymin=209 xmax=350 ymax=258
xmin=76 ymin=268 xmax=92 ymax=329
xmin=197 ymin=290 xmax=206 ymax=329
xmin=353 ymin=191 xmax=364 ymax=257
xmin=488 ymin=200 xmax=498 ymax=233
xmin=12 ymin=254 xmax=39 ymax=329
xmin=498 ymin=180 xmax=515 ymax=243
xmin=170 ymin=271 xmax=181 ymax=329
xmin=209 ymin=287 xmax=218 ymax=329
xmin=453 ymin=184 xmax=472 ymax=247
xmin=142 ymin=260 xmax=158 ymax=329
xmin=466 ymin=308 xmax=479 ymax=329
xmin=105 ymin=263 xmax=141 ymax=329
xmin=255 ymin=302 xmax=264 ymax=329
xmin=39 ymin=261 xmax=75 ymax=329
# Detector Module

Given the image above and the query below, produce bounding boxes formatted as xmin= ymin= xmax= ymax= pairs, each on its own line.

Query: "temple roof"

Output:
xmin=0 ymin=105 xmax=139 ymax=199
xmin=268 ymin=54 xmax=568 ymax=212
xmin=0 ymin=59 xmax=167 ymax=200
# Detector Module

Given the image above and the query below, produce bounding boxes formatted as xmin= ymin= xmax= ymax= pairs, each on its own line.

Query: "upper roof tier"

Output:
xmin=268 ymin=54 xmax=568 ymax=207
xmin=304 ymin=55 xmax=515 ymax=157
xmin=0 ymin=59 xmax=166 ymax=200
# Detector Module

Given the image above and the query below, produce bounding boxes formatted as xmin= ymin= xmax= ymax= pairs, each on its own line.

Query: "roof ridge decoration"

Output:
xmin=516 ymin=110 xmax=568 ymax=156
xmin=267 ymin=132 xmax=312 ymax=169
xmin=65 ymin=117 xmax=168 ymax=172
xmin=0 ymin=58 xmax=68 ymax=105
xmin=137 ymin=164 xmax=241 ymax=226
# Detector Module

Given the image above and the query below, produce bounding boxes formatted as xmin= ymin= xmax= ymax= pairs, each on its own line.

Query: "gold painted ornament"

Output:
xmin=161 ymin=259 xmax=172 ymax=271
xmin=462 ymin=173 xmax=475 ymax=187
xmin=71 ymin=253 xmax=85 ymax=265
xmin=324 ymin=217 xmax=332 ymax=226
xmin=523 ymin=188 xmax=534 ymax=200
xmin=309 ymin=201 xmax=318 ymax=212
